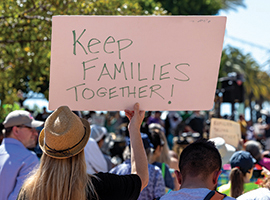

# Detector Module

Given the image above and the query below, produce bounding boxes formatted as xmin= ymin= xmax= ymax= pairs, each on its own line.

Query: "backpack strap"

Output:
xmin=204 ymin=190 xmax=227 ymax=200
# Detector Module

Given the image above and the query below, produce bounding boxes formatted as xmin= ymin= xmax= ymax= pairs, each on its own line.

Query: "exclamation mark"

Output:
xmin=168 ymin=84 xmax=174 ymax=104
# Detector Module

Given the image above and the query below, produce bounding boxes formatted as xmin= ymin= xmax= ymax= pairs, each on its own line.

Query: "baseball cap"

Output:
xmin=90 ymin=124 xmax=107 ymax=142
xmin=3 ymin=110 xmax=44 ymax=128
xmin=127 ymin=133 xmax=154 ymax=149
xmin=230 ymin=151 xmax=256 ymax=174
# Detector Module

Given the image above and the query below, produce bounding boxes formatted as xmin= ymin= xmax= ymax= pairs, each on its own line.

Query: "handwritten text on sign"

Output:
xmin=209 ymin=118 xmax=241 ymax=148
xmin=49 ymin=16 xmax=226 ymax=111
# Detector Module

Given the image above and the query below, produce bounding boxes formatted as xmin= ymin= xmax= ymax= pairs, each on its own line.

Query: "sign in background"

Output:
xmin=49 ymin=16 xmax=226 ymax=111
xmin=209 ymin=118 xmax=241 ymax=148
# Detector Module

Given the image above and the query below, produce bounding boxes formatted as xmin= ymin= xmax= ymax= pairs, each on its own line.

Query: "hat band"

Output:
xmin=45 ymin=126 xmax=87 ymax=157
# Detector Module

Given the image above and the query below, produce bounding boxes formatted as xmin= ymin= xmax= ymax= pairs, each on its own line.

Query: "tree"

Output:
xmin=155 ymin=0 xmax=246 ymax=15
xmin=219 ymin=46 xmax=270 ymax=120
xmin=0 ymin=0 xmax=165 ymax=121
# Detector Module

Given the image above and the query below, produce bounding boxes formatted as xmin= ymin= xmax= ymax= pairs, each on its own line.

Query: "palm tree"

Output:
xmin=221 ymin=0 xmax=246 ymax=11
xmin=219 ymin=46 xmax=270 ymax=121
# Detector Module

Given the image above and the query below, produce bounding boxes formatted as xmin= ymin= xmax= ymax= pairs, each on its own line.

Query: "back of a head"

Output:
xmin=244 ymin=140 xmax=262 ymax=161
xmin=149 ymin=129 xmax=164 ymax=151
xmin=148 ymin=124 xmax=170 ymax=164
xmin=90 ymin=124 xmax=107 ymax=143
xmin=229 ymin=150 xmax=256 ymax=198
xmin=179 ymin=139 xmax=221 ymax=181
xmin=125 ymin=133 xmax=153 ymax=159
xmin=18 ymin=106 xmax=93 ymax=200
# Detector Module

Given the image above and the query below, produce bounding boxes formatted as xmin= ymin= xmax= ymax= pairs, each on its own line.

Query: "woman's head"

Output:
xmin=244 ymin=140 xmax=262 ymax=162
xmin=229 ymin=151 xmax=256 ymax=198
xmin=124 ymin=132 xmax=153 ymax=160
xmin=90 ymin=124 xmax=107 ymax=148
xmin=39 ymin=106 xmax=91 ymax=159
xmin=149 ymin=129 xmax=164 ymax=154
xmin=230 ymin=151 xmax=256 ymax=175
xmin=148 ymin=123 xmax=171 ymax=165
xmin=18 ymin=106 xmax=97 ymax=200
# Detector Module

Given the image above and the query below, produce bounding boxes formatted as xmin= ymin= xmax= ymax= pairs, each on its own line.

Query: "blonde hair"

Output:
xmin=17 ymin=150 xmax=98 ymax=200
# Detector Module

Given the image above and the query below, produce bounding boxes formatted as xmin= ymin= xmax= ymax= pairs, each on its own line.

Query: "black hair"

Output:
xmin=179 ymin=138 xmax=222 ymax=181
xmin=148 ymin=129 xmax=164 ymax=151
xmin=3 ymin=126 xmax=13 ymax=138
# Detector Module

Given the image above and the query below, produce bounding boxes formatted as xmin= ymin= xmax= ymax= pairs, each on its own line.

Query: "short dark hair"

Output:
xmin=179 ymin=138 xmax=221 ymax=181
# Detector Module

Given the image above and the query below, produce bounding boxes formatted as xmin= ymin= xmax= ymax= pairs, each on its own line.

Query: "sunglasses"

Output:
xmin=17 ymin=125 xmax=36 ymax=132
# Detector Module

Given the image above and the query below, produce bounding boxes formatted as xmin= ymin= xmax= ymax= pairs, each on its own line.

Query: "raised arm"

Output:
xmin=125 ymin=103 xmax=148 ymax=191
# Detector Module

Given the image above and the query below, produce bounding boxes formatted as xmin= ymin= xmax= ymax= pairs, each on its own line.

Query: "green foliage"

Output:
xmin=0 ymin=0 xmax=165 ymax=121
xmin=0 ymin=0 xmax=247 ymax=122
xmin=156 ymin=0 xmax=245 ymax=15
xmin=0 ymin=103 xmax=22 ymax=123
xmin=219 ymin=46 xmax=270 ymax=107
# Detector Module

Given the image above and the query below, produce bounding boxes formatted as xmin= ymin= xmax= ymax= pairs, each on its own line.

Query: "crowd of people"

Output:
xmin=1 ymin=104 xmax=270 ymax=200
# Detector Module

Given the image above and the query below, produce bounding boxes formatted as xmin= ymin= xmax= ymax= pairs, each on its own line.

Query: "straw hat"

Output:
xmin=39 ymin=106 xmax=91 ymax=159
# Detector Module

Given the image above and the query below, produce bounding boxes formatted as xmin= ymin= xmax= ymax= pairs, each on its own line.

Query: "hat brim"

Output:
xmin=39 ymin=118 xmax=91 ymax=159
xmin=25 ymin=119 xmax=44 ymax=128
xmin=221 ymin=143 xmax=236 ymax=166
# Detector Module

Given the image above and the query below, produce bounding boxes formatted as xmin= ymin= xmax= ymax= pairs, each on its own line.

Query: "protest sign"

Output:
xmin=49 ymin=16 xmax=226 ymax=111
xmin=209 ymin=118 xmax=241 ymax=148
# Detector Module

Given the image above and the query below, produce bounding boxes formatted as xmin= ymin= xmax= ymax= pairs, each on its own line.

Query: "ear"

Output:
xmin=175 ymin=170 xmax=182 ymax=185
xmin=12 ymin=126 xmax=19 ymax=137
xmin=213 ymin=170 xmax=221 ymax=185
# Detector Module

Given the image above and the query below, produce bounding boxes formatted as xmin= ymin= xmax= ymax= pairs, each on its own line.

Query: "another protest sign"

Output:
xmin=209 ymin=118 xmax=241 ymax=148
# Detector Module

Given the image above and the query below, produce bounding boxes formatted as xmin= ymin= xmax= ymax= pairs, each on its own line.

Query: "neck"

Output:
xmin=149 ymin=153 xmax=158 ymax=163
xmin=7 ymin=134 xmax=18 ymax=140
xmin=243 ymin=175 xmax=251 ymax=183
xmin=180 ymin=176 xmax=214 ymax=190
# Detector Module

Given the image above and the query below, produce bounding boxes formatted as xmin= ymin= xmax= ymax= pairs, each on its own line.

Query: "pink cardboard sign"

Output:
xmin=49 ymin=16 xmax=226 ymax=111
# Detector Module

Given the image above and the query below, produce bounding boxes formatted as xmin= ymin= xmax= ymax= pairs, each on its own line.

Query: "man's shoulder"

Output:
xmin=224 ymin=196 xmax=236 ymax=200
xmin=1 ymin=139 xmax=37 ymax=157
xmin=109 ymin=161 xmax=131 ymax=175
xmin=160 ymin=188 xmax=235 ymax=200
xmin=148 ymin=163 xmax=163 ymax=178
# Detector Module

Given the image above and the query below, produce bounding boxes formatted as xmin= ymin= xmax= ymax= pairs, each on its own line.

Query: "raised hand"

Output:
xmin=124 ymin=103 xmax=145 ymax=131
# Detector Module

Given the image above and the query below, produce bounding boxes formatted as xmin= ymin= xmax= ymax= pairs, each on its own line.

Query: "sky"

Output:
xmin=218 ymin=0 xmax=270 ymax=70
xmin=24 ymin=0 xmax=270 ymax=119
xmin=218 ymin=0 xmax=270 ymax=119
